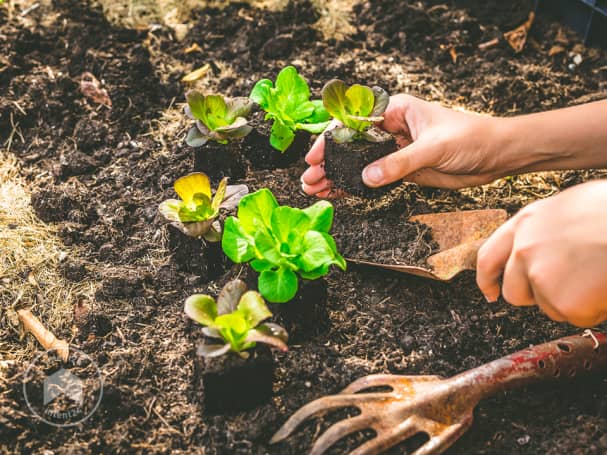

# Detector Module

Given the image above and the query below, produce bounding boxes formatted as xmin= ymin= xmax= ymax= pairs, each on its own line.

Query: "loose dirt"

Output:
xmin=1 ymin=0 xmax=606 ymax=453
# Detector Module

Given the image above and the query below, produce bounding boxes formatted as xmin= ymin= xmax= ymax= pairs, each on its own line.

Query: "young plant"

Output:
xmin=321 ymin=79 xmax=391 ymax=143
xmin=159 ymin=172 xmax=248 ymax=240
xmin=185 ymin=92 xmax=253 ymax=147
xmin=250 ymin=66 xmax=331 ymax=152
xmin=222 ymin=188 xmax=346 ymax=303
xmin=185 ymin=279 xmax=288 ymax=358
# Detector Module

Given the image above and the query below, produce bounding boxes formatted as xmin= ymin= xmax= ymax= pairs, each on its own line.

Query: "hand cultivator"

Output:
xmin=271 ymin=331 xmax=607 ymax=455
xmin=347 ymin=209 xmax=508 ymax=281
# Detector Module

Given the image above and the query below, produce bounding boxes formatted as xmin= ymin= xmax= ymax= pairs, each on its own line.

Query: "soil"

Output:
xmin=193 ymin=140 xmax=249 ymax=182
xmin=194 ymin=345 xmax=274 ymax=414
xmin=245 ymin=108 xmax=311 ymax=170
xmin=239 ymin=266 xmax=330 ymax=343
xmin=2 ymin=0 xmax=607 ymax=454
xmin=324 ymin=131 xmax=399 ymax=197
xmin=337 ymin=216 xmax=439 ymax=268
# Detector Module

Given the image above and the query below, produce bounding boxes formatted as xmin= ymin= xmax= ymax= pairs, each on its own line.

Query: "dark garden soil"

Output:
xmin=245 ymin=107 xmax=311 ymax=170
xmin=324 ymin=131 xmax=399 ymax=197
xmin=1 ymin=0 xmax=607 ymax=454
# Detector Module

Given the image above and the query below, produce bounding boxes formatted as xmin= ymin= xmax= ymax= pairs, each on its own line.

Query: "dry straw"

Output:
xmin=0 ymin=153 xmax=97 ymax=361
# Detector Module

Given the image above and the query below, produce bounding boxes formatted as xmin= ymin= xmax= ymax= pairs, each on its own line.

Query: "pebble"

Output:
xmin=400 ymin=334 xmax=415 ymax=351
xmin=98 ymin=243 xmax=115 ymax=260
xmin=517 ymin=435 xmax=530 ymax=446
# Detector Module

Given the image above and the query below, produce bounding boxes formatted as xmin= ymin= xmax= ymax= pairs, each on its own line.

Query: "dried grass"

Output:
xmin=99 ymin=0 xmax=357 ymax=40
xmin=312 ymin=0 xmax=359 ymax=41
xmin=0 ymin=153 xmax=98 ymax=362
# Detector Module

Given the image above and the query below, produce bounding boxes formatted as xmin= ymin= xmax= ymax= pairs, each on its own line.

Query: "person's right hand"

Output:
xmin=301 ymin=94 xmax=516 ymax=197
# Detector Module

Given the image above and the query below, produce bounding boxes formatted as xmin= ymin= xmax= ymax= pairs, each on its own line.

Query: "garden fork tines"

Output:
xmin=271 ymin=331 xmax=607 ymax=455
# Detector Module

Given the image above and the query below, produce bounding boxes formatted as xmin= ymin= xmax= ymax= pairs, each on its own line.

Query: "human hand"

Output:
xmin=476 ymin=180 xmax=607 ymax=327
xmin=301 ymin=94 xmax=513 ymax=197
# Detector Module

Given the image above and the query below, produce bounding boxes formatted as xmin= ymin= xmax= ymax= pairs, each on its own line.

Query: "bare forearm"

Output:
xmin=494 ymin=99 xmax=607 ymax=175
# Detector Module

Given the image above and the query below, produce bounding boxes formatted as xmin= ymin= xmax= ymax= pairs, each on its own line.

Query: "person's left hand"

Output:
xmin=476 ymin=180 xmax=607 ymax=327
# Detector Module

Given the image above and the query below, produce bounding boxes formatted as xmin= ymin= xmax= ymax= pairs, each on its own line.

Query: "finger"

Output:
xmin=305 ymin=133 xmax=325 ymax=165
xmin=302 ymin=179 xmax=331 ymax=197
xmin=305 ymin=120 xmax=340 ymax=165
xmin=531 ymin=287 xmax=567 ymax=322
xmin=301 ymin=164 xmax=326 ymax=186
xmin=476 ymin=219 xmax=516 ymax=302
xmin=381 ymin=94 xmax=414 ymax=136
xmin=501 ymin=254 xmax=535 ymax=307
xmin=322 ymin=188 xmax=346 ymax=199
xmin=362 ymin=140 xmax=432 ymax=187
xmin=403 ymin=168 xmax=492 ymax=190
xmin=394 ymin=134 xmax=412 ymax=148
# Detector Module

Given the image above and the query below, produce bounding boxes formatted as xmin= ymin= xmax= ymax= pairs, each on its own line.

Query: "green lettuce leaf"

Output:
xmin=259 ymin=267 xmax=298 ymax=303
xmin=250 ymin=66 xmax=331 ymax=152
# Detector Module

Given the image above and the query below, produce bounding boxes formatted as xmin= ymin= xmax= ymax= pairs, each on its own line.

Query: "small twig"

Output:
xmin=152 ymin=406 xmax=183 ymax=435
xmin=4 ymin=112 xmax=18 ymax=153
xmin=11 ymin=101 xmax=26 ymax=116
xmin=17 ymin=309 xmax=69 ymax=362
xmin=478 ymin=37 xmax=500 ymax=51
xmin=20 ymin=2 xmax=39 ymax=16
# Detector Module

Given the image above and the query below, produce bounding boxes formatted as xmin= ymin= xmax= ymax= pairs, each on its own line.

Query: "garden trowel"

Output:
xmin=347 ymin=209 xmax=508 ymax=281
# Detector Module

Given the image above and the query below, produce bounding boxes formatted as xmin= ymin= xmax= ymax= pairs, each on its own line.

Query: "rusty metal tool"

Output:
xmin=347 ymin=209 xmax=508 ymax=281
xmin=271 ymin=331 xmax=607 ymax=455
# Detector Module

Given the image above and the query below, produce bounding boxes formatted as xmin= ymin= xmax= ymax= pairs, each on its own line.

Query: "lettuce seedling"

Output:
xmin=222 ymin=188 xmax=346 ymax=303
xmin=185 ymin=91 xmax=253 ymax=147
xmin=321 ymin=79 xmax=391 ymax=143
xmin=185 ymin=279 xmax=288 ymax=358
xmin=159 ymin=172 xmax=248 ymax=240
xmin=250 ymin=66 xmax=331 ymax=152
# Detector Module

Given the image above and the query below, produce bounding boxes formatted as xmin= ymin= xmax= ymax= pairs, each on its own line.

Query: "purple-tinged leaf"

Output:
xmin=217 ymin=279 xmax=247 ymax=315
xmin=197 ymin=342 xmax=231 ymax=358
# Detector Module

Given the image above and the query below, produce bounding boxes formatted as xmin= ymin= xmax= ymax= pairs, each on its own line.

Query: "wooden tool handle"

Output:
xmin=452 ymin=331 xmax=607 ymax=399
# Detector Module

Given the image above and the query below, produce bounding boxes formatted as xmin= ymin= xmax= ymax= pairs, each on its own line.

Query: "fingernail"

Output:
xmin=363 ymin=165 xmax=383 ymax=185
xmin=483 ymin=294 xmax=496 ymax=303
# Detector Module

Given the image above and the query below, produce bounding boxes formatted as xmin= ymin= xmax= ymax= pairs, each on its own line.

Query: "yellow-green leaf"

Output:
xmin=212 ymin=177 xmax=228 ymax=212
xmin=174 ymin=172 xmax=211 ymax=204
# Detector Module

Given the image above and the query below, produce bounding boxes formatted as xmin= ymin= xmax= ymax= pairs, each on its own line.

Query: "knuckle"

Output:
xmin=501 ymin=282 xmax=527 ymax=307
xmin=526 ymin=264 xmax=545 ymax=289
xmin=475 ymin=245 xmax=493 ymax=273
xmin=553 ymin=300 xmax=591 ymax=327
xmin=392 ymin=93 xmax=412 ymax=104
xmin=383 ymin=152 xmax=409 ymax=177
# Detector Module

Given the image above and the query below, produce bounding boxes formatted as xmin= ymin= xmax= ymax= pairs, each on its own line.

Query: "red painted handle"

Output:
xmin=452 ymin=331 xmax=607 ymax=399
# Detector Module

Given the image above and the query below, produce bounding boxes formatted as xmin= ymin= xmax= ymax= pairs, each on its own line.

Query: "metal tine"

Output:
xmin=411 ymin=421 xmax=472 ymax=455
xmin=340 ymin=374 xmax=399 ymax=394
xmin=348 ymin=417 xmax=419 ymax=455
xmin=270 ymin=394 xmax=390 ymax=444
xmin=341 ymin=374 xmax=442 ymax=394
xmin=309 ymin=415 xmax=376 ymax=455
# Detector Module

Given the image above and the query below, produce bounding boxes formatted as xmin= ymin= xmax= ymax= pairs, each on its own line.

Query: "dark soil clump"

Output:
xmin=166 ymin=225 xmax=229 ymax=282
xmin=324 ymin=132 xmax=398 ymax=197
xmin=244 ymin=109 xmax=310 ymax=170
xmin=194 ymin=345 xmax=274 ymax=414
xmin=338 ymin=217 xmax=439 ymax=268
xmin=2 ymin=0 xmax=607 ymax=454
xmin=269 ymin=279 xmax=329 ymax=343
xmin=193 ymin=141 xmax=248 ymax=182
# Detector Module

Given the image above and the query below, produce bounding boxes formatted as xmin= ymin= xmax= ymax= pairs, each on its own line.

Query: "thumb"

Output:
xmin=362 ymin=139 xmax=433 ymax=187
